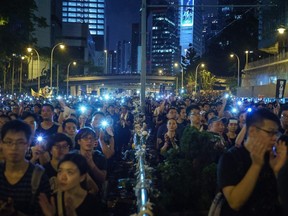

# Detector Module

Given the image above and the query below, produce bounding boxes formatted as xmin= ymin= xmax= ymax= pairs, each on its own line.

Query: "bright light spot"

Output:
xmin=80 ymin=106 xmax=86 ymax=113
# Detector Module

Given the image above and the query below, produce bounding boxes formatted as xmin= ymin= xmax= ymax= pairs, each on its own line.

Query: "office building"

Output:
xmin=62 ymin=0 xmax=106 ymax=50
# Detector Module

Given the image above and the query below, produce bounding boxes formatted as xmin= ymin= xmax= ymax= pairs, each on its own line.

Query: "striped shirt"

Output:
xmin=0 ymin=162 xmax=51 ymax=215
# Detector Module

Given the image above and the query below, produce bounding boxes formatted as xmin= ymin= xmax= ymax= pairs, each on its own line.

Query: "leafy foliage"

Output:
xmin=155 ymin=127 xmax=222 ymax=214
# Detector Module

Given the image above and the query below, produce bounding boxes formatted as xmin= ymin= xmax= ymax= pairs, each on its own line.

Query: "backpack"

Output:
xmin=30 ymin=164 xmax=45 ymax=206
xmin=208 ymin=192 xmax=225 ymax=216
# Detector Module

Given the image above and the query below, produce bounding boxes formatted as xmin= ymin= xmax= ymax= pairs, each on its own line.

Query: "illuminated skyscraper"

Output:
xmin=62 ymin=0 xmax=105 ymax=50
xmin=179 ymin=0 xmax=203 ymax=56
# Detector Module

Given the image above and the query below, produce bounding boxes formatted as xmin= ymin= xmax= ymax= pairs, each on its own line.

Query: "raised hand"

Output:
xmin=38 ymin=193 xmax=56 ymax=216
xmin=269 ymin=140 xmax=287 ymax=176
xmin=248 ymin=137 xmax=267 ymax=168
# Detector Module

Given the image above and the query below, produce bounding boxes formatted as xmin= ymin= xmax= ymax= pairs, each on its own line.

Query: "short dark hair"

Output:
xmin=246 ymin=108 xmax=280 ymax=130
xmin=34 ymin=103 xmax=42 ymax=109
xmin=1 ymin=120 xmax=32 ymax=142
xmin=177 ymin=106 xmax=186 ymax=114
xmin=21 ymin=112 xmax=39 ymax=124
xmin=46 ymin=133 xmax=73 ymax=151
xmin=58 ymin=153 xmax=88 ymax=176
xmin=92 ymin=111 xmax=105 ymax=118
xmin=62 ymin=118 xmax=78 ymax=130
xmin=186 ymin=105 xmax=200 ymax=116
xmin=42 ymin=103 xmax=54 ymax=112
xmin=75 ymin=127 xmax=96 ymax=145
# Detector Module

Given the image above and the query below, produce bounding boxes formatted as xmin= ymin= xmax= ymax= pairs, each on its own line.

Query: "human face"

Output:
xmin=91 ymin=114 xmax=105 ymax=128
xmin=178 ymin=108 xmax=187 ymax=120
xmin=238 ymin=113 xmax=246 ymax=124
xmin=23 ymin=116 xmax=37 ymax=135
xmin=203 ymin=104 xmax=210 ymax=112
xmin=280 ymin=110 xmax=288 ymax=129
xmin=167 ymin=119 xmax=177 ymax=131
xmin=207 ymin=112 xmax=215 ymax=120
xmin=41 ymin=106 xmax=53 ymax=121
xmin=33 ymin=106 xmax=41 ymax=114
xmin=107 ymin=106 xmax=115 ymax=114
xmin=167 ymin=109 xmax=177 ymax=120
xmin=210 ymin=121 xmax=225 ymax=134
xmin=51 ymin=141 xmax=70 ymax=161
xmin=78 ymin=134 xmax=96 ymax=151
xmin=57 ymin=161 xmax=85 ymax=192
xmin=189 ymin=109 xmax=201 ymax=125
xmin=64 ymin=122 xmax=77 ymax=136
xmin=1 ymin=131 xmax=29 ymax=163
xmin=252 ymin=119 xmax=279 ymax=151
xmin=227 ymin=122 xmax=238 ymax=133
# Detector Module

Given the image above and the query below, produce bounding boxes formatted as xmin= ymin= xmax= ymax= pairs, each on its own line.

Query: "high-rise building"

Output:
xmin=131 ymin=23 xmax=140 ymax=73
xmin=179 ymin=0 xmax=203 ymax=57
xmin=115 ymin=41 xmax=131 ymax=74
xmin=147 ymin=1 xmax=180 ymax=75
xmin=62 ymin=0 xmax=106 ymax=50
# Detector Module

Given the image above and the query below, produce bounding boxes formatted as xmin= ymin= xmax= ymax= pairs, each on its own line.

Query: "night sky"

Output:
xmin=105 ymin=0 xmax=218 ymax=50
xmin=106 ymin=0 xmax=141 ymax=50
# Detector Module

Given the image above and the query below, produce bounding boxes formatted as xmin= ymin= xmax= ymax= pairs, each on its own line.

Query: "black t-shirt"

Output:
xmin=55 ymin=192 xmax=103 ymax=216
xmin=278 ymin=161 xmax=288 ymax=216
xmin=218 ymin=147 xmax=281 ymax=216
xmin=0 ymin=163 xmax=51 ymax=215
xmin=36 ymin=123 xmax=59 ymax=138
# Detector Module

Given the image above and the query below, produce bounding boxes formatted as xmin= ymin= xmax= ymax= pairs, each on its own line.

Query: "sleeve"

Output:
xmin=217 ymin=152 xmax=239 ymax=190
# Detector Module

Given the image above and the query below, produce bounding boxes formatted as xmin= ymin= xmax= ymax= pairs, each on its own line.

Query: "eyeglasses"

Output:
xmin=190 ymin=113 xmax=200 ymax=116
xmin=2 ymin=140 xmax=28 ymax=147
xmin=81 ymin=137 xmax=96 ymax=142
xmin=281 ymin=114 xmax=288 ymax=119
xmin=53 ymin=145 xmax=69 ymax=150
xmin=254 ymin=126 xmax=281 ymax=137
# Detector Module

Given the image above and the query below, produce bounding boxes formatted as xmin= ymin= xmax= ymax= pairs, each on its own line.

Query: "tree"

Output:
xmin=0 ymin=0 xmax=47 ymax=86
xmin=200 ymin=70 xmax=217 ymax=91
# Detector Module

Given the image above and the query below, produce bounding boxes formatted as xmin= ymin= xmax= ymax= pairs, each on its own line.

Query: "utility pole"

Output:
xmin=140 ymin=0 xmax=147 ymax=112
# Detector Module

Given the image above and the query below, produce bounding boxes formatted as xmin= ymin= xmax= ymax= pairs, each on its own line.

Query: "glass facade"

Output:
xmin=62 ymin=0 xmax=105 ymax=36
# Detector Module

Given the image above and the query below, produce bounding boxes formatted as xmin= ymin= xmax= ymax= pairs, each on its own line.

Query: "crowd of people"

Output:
xmin=0 ymin=91 xmax=287 ymax=215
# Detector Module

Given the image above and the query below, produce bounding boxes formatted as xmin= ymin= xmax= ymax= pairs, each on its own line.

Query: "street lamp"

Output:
xmin=230 ymin=53 xmax=240 ymax=87
xmin=27 ymin=47 xmax=40 ymax=91
xmin=277 ymin=26 xmax=286 ymax=56
xmin=174 ymin=63 xmax=184 ymax=90
xmin=50 ymin=43 xmax=65 ymax=89
xmin=195 ymin=63 xmax=205 ymax=92
xmin=11 ymin=53 xmax=16 ymax=94
xmin=244 ymin=50 xmax=253 ymax=68
xmin=104 ymin=50 xmax=108 ymax=74
xmin=158 ymin=69 xmax=163 ymax=75
xmin=19 ymin=56 xmax=27 ymax=93
xmin=66 ymin=61 xmax=77 ymax=96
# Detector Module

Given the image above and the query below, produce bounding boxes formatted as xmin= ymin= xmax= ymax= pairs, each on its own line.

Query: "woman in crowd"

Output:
xmin=160 ymin=118 xmax=179 ymax=156
xmin=39 ymin=153 xmax=102 ymax=216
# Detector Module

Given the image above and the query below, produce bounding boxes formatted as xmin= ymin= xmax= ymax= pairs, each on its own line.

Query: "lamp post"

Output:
xmin=195 ymin=63 xmax=205 ymax=93
xmin=67 ymin=61 xmax=77 ymax=96
xmin=277 ymin=26 xmax=286 ymax=56
xmin=230 ymin=53 xmax=240 ymax=87
xmin=174 ymin=63 xmax=184 ymax=94
xmin=104 ymin=50 xmax=108 ymax=74
xmin=27 ymin=47 xmax=40 ymax=91
xmin=19 ymin=56 xmax=26 ymax=93
xmin=11 ymin=54 xmax=16 ymax=94
xmin=50 ymin=43 xmax=65 ymax=89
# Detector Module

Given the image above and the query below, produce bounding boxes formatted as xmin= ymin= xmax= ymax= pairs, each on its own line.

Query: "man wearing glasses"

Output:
xmin=217 ymin=108 xmax=287 ymax=216
xmin=0 ymin=120 xmax=50 ymax=215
